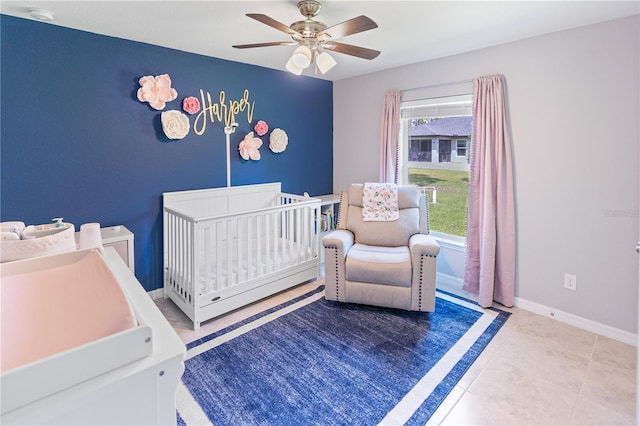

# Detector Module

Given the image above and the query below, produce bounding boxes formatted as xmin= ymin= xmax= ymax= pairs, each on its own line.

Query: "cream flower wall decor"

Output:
xmin=161 ymin=110 xmax=190 ymax=140
xmin=137 ymin=74 xmax=178 ymax=110
xmin=269 ymin=128 xmax=288 ymax=153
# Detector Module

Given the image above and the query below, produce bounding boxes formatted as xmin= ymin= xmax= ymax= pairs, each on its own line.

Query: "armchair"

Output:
xmin=322 ymin=184 xmax=440 ymax=312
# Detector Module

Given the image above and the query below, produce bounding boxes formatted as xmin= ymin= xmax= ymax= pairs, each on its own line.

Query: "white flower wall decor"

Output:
xmin=161 ymin=110 xmax=190 ymax=140
xmin=269 ymin=128 xmax=288 ymax=153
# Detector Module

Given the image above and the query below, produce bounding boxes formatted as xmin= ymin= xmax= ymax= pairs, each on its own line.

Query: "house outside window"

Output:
xmin=399 ymin=94 xmax=472 ymax=239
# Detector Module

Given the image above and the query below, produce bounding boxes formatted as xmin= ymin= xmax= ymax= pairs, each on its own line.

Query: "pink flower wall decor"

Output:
xmin=238 ymin=131 xmax=263 ymax=161
xmin=137 ymin=74 xmax=178 ymax=110
xmin=254 ymin=120 xmax=269 ymax=136
xmin=182 ymin=96 xmax=200 ymax=115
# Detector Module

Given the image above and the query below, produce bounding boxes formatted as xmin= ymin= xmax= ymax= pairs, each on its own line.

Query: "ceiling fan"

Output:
xmin=232 ymin=0 xmax=380 ymax=75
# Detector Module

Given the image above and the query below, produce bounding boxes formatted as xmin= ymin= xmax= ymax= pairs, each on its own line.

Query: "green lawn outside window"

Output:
xmin=408 ymin=168 xmax=469 ymax=237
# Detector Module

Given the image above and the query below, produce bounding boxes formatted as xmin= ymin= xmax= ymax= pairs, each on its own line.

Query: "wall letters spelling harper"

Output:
xmin=193 ymin=89 xmax=255 ymax=136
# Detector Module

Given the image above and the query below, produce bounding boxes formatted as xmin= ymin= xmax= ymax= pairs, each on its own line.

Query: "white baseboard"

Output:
xmin=435 ymin=275 xmax=637 ymax=346
xmin=436 ymin=272 xmax=463 ymax=288
xmin=147 ymin=288 xmax=164 ymax=300
xmin=514 ymin=297 xmax=638 ymax=346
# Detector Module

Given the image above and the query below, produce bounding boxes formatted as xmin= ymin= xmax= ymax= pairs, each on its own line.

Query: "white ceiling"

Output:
xmin=2 ymin=1 xmax=639 ymax=81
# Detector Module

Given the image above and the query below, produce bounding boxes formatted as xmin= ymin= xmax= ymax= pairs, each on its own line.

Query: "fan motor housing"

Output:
xmin=290 ymin=19 xmax=327 ymax=38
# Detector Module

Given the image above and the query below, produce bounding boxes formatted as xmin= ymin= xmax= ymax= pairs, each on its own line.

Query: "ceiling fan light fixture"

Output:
xmin=234 ymin=2 xmax=380 ymax=76
xmin=291 ymin=45 xmax=312 ymax=69
xmin=316 ymin=51 xmax=337 ymax=74
xmin=29 ymin=8 xmax=55 ymax=21
xmin=285 ymin=57 xmax=304 ymax=75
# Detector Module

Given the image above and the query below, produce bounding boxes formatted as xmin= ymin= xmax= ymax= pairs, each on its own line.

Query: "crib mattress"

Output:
xmin=0 ymin=249 xmax=153 ymax=413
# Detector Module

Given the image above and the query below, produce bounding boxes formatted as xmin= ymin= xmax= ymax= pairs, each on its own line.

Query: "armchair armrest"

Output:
xmin=409 ymin=233 xmax=439 ymax=312
xmin=322 ymin=229 xmax=354 ymax=256
xmin=322 ymin=229 xmax=354 ymax=302
xmin=409 ymin=233 xmax=440 ymax=257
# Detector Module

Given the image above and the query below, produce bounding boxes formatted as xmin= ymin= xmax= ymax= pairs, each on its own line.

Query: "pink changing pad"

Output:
xmin=1 ymin=249 xmax=137 ymax=373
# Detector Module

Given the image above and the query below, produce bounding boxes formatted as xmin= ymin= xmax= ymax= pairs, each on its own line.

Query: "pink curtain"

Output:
xmin=463 ymin=75 xmax=516 ymax=308
xmin=379 ymin=90 xmax=400 ymax=183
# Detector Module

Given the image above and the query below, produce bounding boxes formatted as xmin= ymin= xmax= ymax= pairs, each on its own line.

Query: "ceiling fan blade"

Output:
xmin=323 ymin=41 xmax=381 ymax=60
xmin=233 ymin=41 xmax=297 ymax=49
xmin=246 ymin=13 xmax=302 ymax=38
xmin=316 ymin=15 xmax=378 ymax=39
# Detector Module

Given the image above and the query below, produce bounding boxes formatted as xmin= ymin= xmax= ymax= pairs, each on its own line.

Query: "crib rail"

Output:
xmin=164 ymin=192 xmax=320 ymax=312
xmin=163 ymin=208 xmax=196 ymax=306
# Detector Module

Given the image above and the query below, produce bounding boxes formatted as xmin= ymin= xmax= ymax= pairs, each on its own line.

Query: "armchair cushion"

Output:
xmin=346 ymin=244 xmax=412 ymax=287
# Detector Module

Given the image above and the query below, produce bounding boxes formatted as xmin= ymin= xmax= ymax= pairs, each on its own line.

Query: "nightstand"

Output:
xmin=75 ymin=225 xmax=135 ymax=273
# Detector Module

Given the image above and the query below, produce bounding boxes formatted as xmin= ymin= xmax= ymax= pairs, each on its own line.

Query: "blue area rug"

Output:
xmin=177 ymin=286 xmax=510 ymax=426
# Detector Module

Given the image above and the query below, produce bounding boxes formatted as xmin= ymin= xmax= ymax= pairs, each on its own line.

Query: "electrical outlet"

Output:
xmin=564 ymin=273 xmax=577 ymax=291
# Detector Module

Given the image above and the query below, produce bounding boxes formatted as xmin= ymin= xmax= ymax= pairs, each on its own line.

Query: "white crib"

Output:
xmin=163 ymin=183 xmax=321 ymax=330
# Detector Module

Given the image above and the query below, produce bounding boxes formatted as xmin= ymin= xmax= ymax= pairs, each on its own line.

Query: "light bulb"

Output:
xmin=286 ymin=57 xmax=304 ymax=75
xmin=291 ymin=46 xmax=312 ymax=69
xmin=316 ymin=51 xmax=337 ymax=74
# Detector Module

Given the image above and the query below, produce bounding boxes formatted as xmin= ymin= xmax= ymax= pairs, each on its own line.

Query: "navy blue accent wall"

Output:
xmin=1 ymin=15 xmax=333 ymax=291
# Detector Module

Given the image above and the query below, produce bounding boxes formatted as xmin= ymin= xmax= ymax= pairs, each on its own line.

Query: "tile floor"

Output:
xmin=155 ymin=278 xmax=637 ymax=425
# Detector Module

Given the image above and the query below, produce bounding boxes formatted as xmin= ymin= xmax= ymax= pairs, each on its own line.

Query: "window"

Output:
xmin=456 ymin=139 xmax=467 ymax=157
xmin=399 ymin=94 xmax=472 ymax=239
xmin=409 ymin=137 xmax=432 ymax=161
xmin=439 ymin=139 xmax=451 ymax=162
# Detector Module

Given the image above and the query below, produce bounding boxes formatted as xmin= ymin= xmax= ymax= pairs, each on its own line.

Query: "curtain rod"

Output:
xmin=400 ymin=79 xmax=472 ymax=95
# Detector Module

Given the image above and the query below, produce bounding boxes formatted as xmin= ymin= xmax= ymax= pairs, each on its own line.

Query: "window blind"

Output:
xmin=400 ymin=94 xmax=472 ymax=119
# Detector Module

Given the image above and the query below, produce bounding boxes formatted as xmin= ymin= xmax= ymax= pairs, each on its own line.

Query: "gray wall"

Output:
xmin=333 ymin=16 xmax=639 ymax=333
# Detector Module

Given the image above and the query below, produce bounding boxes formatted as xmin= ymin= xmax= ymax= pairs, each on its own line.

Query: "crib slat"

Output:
xmin=274 ymin=211 xmax=279 ymax=270
xmin=181 ymin=218 xmax=187 ymax=296
xmin=237 ymin=217 xmax=244 ymax=283
xmin=290 ymin=206 xmax=295 ymax=261
xmin=284 ymin=211 xmax=288 ymax=270
xmin=289 ymin=208 xmax=294 ymax=265
xmin=177 ymin=217 xmax=183 ymax=295
xmin=226 ymin=219 xmax=233 ymax=287
xmin=207 ymin=224 xmax=217 ymax=292
xmin=256 ymin=215 xmax=262 ymax=277
xmin=247 ymin=218 xmax=253 ymax=280
xmin=177 ymin=216 xmax=184 ymax=296
xmin=189 ymin=219 xmax=195 ymax=302
xmin=264 ymin=213 xmax=270 ymax=273
xmin=303 ymin=206 xmax=310 ymax=261
xmin=298 ymin=207 xmax=303 ymax=262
